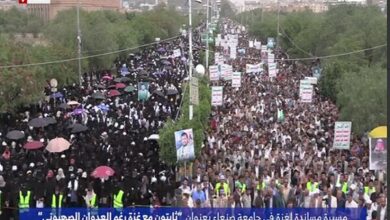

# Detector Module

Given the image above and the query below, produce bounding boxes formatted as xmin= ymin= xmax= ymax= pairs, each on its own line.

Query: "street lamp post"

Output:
xmin=205 ymin=0 xmax=210 ymax=71
xmin=188 ymin=0 xmax=194 ymax=121
xmin=77 ymin=0 xmax=82 ymax=86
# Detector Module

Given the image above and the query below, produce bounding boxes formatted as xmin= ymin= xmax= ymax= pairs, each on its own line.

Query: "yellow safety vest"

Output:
xmin=341 ymin=182 xmax=348 ymax=194
xmin=89 ymin=194 xmax=97 ymax=208
xmin=51 ymin=194 xmax=63 ymax=208
xmin=113 ymin=190 xmax=124 ymax=208
xmin=364 ymin=186 xmax=376 ymax=196
xmin=256 ymin=182 xmax=266 ymax=191
xmin=19 ymin=191 xmax=31 ymax=209
xmin=215 ymin=182 xmax=230 ymax=197
xmin=306 ymin=181 xmax=319 ymax=192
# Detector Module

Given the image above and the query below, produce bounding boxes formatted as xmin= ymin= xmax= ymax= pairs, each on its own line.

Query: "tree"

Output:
xmin=336 ymin=65 xmax=387 ymax=134
xmin=0 ymin=36 xmax=45 ymax=112
xmin=158 ymin=76 xmax=211 ymax=165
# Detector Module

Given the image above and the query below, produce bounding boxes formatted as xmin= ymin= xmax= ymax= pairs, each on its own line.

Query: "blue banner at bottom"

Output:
xmin=20 ymin=208 xmax=367 ymax=220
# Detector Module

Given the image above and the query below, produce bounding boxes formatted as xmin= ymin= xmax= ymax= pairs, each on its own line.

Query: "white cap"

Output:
xmin=119 ymin=125 xmax=125 ymax=130
xmin=61 ymin=154 xmax=66 ymax=158
xmin=114 ymin=122 xmax=119 ymax=128
xmin=151 ymin=176 xmax=157 ymax=183
xmin=1 ymin=142 xmax=6 ymax=146
xmin=350 ymin=184 xmax=356 ymax=190
xmin=29 ymin=163 xmax=35 ymax=168
xmin=82 ymin=172 xmax=87 ymax=178
xmin=160 ymin=175 xmax=167 ymax=182
xmin=144 ymin=137 xmax=148 ymax=141
xmin=123 ymin=132 xmax=127 ymax=136
xmin=12 ymin=165 xmax=17 ymax=171
xmin=40 ymin=138 xmax=44 ymax=143
xmin=131 ymin=141 xmax=135 ymax=146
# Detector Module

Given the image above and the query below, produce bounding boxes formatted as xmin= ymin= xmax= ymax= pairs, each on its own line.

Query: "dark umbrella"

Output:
xmin=43 ymin=117 xmax=57 ymax=125
xmin=28 ymin=118 xmax=49 ymax=128
xmin=166 ymin=89 xmax=178 ymax=95
xmin=91 ymin=92 xmax=105 ymax=100
xmin=124 ymin=85 xmax=136 ymax=92
xmin=107 ymin=85 xmax=116 ymax=89
xmin=153 ymin=90 xmax=165 ymax=97
xmin=95 ymin=84 xmax=106 ymax=89
xmin=6 ymin=130 xmax=25 ymax=140
xmin=69 ymin=124 xmax=88 ymax=133
xmin=59 ymin=103 xmax=70 ymax=109
xmin=114 ymin=77 xmax=131 ymax=83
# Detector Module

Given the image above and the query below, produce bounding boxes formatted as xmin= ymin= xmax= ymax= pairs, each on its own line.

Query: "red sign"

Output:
xmin=19 ymin=0 xmax=27 ymax=4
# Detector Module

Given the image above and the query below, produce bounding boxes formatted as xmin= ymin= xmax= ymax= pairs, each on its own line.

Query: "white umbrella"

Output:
xmin=148 ymin=134 xmax=159 ymax=140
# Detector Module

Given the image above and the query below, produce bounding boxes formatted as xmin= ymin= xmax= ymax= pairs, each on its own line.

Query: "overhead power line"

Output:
xmin=199 ymin=44 xmax=386 ymax=61
xmin=0 ymin=35 xmax=181 ymax=69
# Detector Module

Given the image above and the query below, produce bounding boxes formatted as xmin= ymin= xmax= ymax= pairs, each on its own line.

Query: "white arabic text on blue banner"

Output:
xmin=20 ymin=208 xmax=367 ymax=220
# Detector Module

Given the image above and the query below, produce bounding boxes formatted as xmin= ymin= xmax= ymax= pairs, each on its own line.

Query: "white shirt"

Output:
xmin=380 ymin=205 xmax=386 ymax=220
xmin=345 ymin=200 xmax=359 ymax=208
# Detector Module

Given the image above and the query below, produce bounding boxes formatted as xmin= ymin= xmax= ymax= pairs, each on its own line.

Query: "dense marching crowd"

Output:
xmin=0 ymin=18 xmax=387 ymax=220
xmin=177 ymin=21 xmax=387 ymax=220
xmin=0 ymin=23 xmax=205 ymax=219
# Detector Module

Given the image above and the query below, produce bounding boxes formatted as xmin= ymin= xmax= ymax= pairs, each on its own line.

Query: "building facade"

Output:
xmin=25 ymin=0 xmax=122 ymax=22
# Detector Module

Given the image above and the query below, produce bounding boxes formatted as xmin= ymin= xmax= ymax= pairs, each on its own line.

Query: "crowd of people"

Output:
xmin=0 ymin=22 xmax=206 ymax=219
xmin=176 ymin=20 xmax=387 ymax=220
xmin=0 ymin=16 xmax=387 ymax=220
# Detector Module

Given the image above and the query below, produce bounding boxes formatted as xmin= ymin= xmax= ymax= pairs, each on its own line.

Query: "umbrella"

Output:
xmin=107 ymin=85 xmax=116 ymax=89
xmin=148 ymin=134 xmax=160 ymax=140
xmin=153 ymin=90 xmax=165 ymax=97
xmin=46 ymin=137 xmax=71 ymax=153
xmin=91 ymin=166 xmax=115 ymax=178
xmin=124 ymin=85 xmax=136 ymax=92
xmin=67 ymin=101 xmax=80 ymax=106
xmin=97 ymin=104 xmax=110 ymax=113
xmin=95 ymin=84 xmax=106 ymax=89
xmin=43 ymin=117 xmax=57 ymax=125
xmin=114 ymin=77 xmax=130 ymax=83
xmin=115 ymin=83 xmax=126 ymax=89
xmin=108 ymin=90 xmax=121 ymax=97
xmin=23 ymin=141 xmax=44 ymax=150
xmin=72 ymin=108 xmax=86 ymax=115
xmin=70 ymin=124 xmax=88 ymax=133
xmin=91 ymin=92 xmax=105 ymax=100
xmin=157 ymin=47 xmax=166 ymax=53
xmin=102 ymin=75 xmax=113 ymax=81
xmin=58 ymin=103 xmax=70 ymax=109
xmin=51 ymin=92 xmax=63 ymax=98
xmin=162 ymin=60 xmax=171 ymax=65
xmin=28 ymin=118 xmax=49 ymax=128
xmin=166 ymin=89 xmax=178 ymax=95
xmin=6 ymin=130 xmax=25 ymax=140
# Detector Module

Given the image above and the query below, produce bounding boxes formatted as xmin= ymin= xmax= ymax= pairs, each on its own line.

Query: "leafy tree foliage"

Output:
xmin=158 ymin=77 xmax=211 ymax=165
xmin=0 ymin=7 xmax=189 ymax=112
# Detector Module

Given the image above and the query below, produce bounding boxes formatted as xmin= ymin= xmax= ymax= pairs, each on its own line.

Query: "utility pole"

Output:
xmin=188 ymin=0 xmax=193 ymax=121
xmin=77 ymin=0 xmax=82 ymax=86
xmin=205 ymin=0 xmax=210 ymax=70
xmin=276 ymin=0 xmax=280 ymax=49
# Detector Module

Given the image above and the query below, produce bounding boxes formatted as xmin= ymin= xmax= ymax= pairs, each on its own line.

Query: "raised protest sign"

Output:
xmin=211 ymin=86 xmax=223 ymax=106
xmin=333 ymin=121 xmax=352 ymax=150
xmin=232 ymin=72 xmax=241 ymax=88
xmin=299 ymin=79 xmax=313 ymax=103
